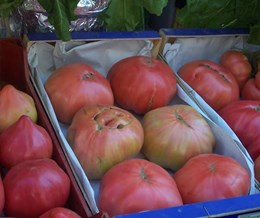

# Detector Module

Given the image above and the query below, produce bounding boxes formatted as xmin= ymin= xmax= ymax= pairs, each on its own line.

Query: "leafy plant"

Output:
xmin=0 ymin=0 xmax=168 ymax=40
xmin=99 ymin=0 xmax=169 ymax=31
xmin=37 ymin=0 xmax=79 ymax=41
xmin=0 ymin=0 xmax=79 ymax=41
xmin=175 ymin=0 xmax=260 ymax=45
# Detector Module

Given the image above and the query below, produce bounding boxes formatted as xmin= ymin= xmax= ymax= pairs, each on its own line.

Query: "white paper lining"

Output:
xmin=27 ymin=38 xmax=257 ymax=216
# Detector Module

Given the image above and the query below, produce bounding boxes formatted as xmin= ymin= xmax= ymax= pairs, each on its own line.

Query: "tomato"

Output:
xmin=0 ymin=176 xmax=4 ymax=213
xmin=45 ymin=63 xmax=114 ymax=124
xmin=220 ymin=50 xmax=252 ymax=89
xmin=255 ymin=71 xmax=260 ymax=90
xmin=107 ymin=55 xmax=177 ymax=115
xmin=67 ymin=105 xmax=144 ymax=179
xmin=0 ymin=115 xmax=53 ymax=168
xmin=174 ymin=153 xmax=250 ymax=204
xmin=39 ymin=207 xmax=81 ymax=218
xmin=178 ymin=60 xmax=240 ymax=111
xmin=3 ymin=159 xmax=71 ymax=218
xmin=0 ymin=84 xmax=37 ymax=132
xmin=142 ymin=104 xmax=215 ymax=171
xmin=241 ymin=78 xmax=260 ymax=101
xmin=98 ymin=158 xmax=183 ymax=217
xmin=254 ymin=155 xmax=260 ymax=182
xmin=218 ymin=100 xmax=260 ymax=160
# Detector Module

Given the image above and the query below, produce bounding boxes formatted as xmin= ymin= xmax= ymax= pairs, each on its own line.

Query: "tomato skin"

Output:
xmin=142 ymin=105 xmax=215 ymax=171
xmin=218 ymin=100 xmax=260 ymax=160
xmin=45 ymin=63 xmax=114 ymax=124
xmin=241 ymin=78 xmax=260 ymax=100
xmin=254 ymin=155 xmax=260 ymax=182
xmin=0 ymin=115 xmax=53 ymax=168
xmin=0 ymin=176 xmax=4 ymax=213
xmin=220 ymin=50 xmax=252 ymax=89
xmin=39 ymin=207 xmax=81 ymax=218
xmin=3 ymin=159 xmax=71 ymax=218
xmin=255 ymin=72 xmax=260 ymax=90
xmin=67 ymin=105 xmax=144 ymax=179
xmin=178 ymin=60 xmax=240 ymax=111
xmin=174 ymin=153 xmax=250 ymax=204
xmin=0 ymin=84 xmax=38 ymax=132
xmin=98 ymin=158 xmax=183 ymax=217
xmin=107 ymin=56 xmax=177 ymax=114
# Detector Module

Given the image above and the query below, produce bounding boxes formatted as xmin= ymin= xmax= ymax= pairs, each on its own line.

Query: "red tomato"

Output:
xmin=0 ymin=115 xmax=53 ymax=168
xmin=3 ymin=159 xmax=71 ymax=218
xmin=107 ymin=56 xmax=177 ymax=115
xmin=142 ymin=104 xmax=215 ymax=171
xmin=45 ymin=63 xmax=114 ymax=124
xmin=178 ymin=60 xmax=240 ymax=111
xmin=98 ymin=158 xmax=183 ymax=217
xmin=254 ymin=155 xmax=260 ymax=182
xmin=0 ymin=84 xmax=37 ymax=132
xmin=39 ymin=207 xmax=81 ymax=218
xmin=255 ymin=72 xmax=260 ymax=90
xmin=218 ymin=100 xmax=260 ymax=160
xmin=220 ymin=50 xmax=252 ymax=89
xmin=67 ymin=105 xmax=144 ymax=179
xmin=174 ymin=153 xmax=250 ymax=204
xmin=241 ymin=78 xmax=260 ymax=100
xmin=0 ymin=176 xmax=4 ymax=213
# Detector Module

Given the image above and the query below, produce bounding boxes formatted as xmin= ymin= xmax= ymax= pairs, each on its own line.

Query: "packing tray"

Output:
xmin=25 ymin=30 xmax=257 ymax=218
xmin=0 ymin=38 xmax=103 ymax=218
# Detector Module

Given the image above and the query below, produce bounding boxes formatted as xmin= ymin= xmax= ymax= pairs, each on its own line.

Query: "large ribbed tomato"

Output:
xmin=98 ymin=158 xmax=183 ymax=217
xmin=39 ymin=207 xmax=81 ymax=218
xmin=174 ymin=154 xmax=250 ymax=204
xmin=241 ymin=77 xmax=260 ymax=101
xmin=178 ymin=60 xmax=239 ymax=111
xmin=67 ymin=105 xmax=144 ymax=179
xmin=0 ymin=176 xmax=4 ymax=214
xmin=3 ymin=159 xmax=71 ymax=218
xmin=45 ymin=63 xmax=114 ymax=124
xmin=220 ymin=50 xmax=252 ymax=90
xmin=142 ymin=104 xmax=215 ymax=171
xmin=0 ymin=115 xmax=53 ymax=168
xmin=0 ymin=84 xmax=37 ymax=133
xmin=107 ymin=55 xmax=177 ymax=115
xmin=218 ymin=100 xmax=260 ymax=160
xmin=254 ymin=155 xmax=260 ymax=182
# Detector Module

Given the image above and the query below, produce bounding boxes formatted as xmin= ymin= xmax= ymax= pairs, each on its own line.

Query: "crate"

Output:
xmin=0 ymin=38 xmax=103 ymax=218
xmin=24 ymin=30 xmax=258 ymax=218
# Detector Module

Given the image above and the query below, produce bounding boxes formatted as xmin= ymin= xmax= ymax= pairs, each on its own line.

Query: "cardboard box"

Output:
xmin=0 ymin=38 xmax=99 ymax=218
xmin=24 ymin=30 xmax=258 ymax=217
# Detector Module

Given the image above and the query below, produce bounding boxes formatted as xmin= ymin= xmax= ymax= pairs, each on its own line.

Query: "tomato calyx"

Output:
xmin=82 ymin=72 xmax=95 ymax=80
xmin=143 ymin=56 xmax=154 ymax=67
xmin=94 ymin=107 xmax=132 ymax=130
xmin=209 ymin=163 xmax=216 ymax=172
xmin=174 ymin=111 xmax=192 ymax=128
xmin=140 ymin=167 xmax=151 ymax=183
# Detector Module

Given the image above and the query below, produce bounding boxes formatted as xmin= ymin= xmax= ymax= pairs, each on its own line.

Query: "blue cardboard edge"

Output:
xmin=160 ymin=27 xmax=250 ymax=37
xmin=26 ymin=30 xmax=162 ymax=41
xmin=114 ymin=194 xmax=260 ymax=218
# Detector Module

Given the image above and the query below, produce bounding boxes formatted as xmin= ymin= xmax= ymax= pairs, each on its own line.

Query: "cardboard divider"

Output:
xmin=0 ymin=38 xmax=101 ymax=218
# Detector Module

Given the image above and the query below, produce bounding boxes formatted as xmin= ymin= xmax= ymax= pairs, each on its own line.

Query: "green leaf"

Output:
xmin=100 ymin=0 xmax=168 ymax=31
xmin=248 ymin=24 xmax=260 ymax=45
xmin=175 ymin=0 xmax=260 ymax=45
xmin=38 ymin=0 xmax=79 ymax=41
xmin=101 ymin=0 xmax=144 ymax=31
xmin=0 ymin=0 xmax=24 ymax=17
xmin=142 ymin=0 xmax=168 ymax=16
